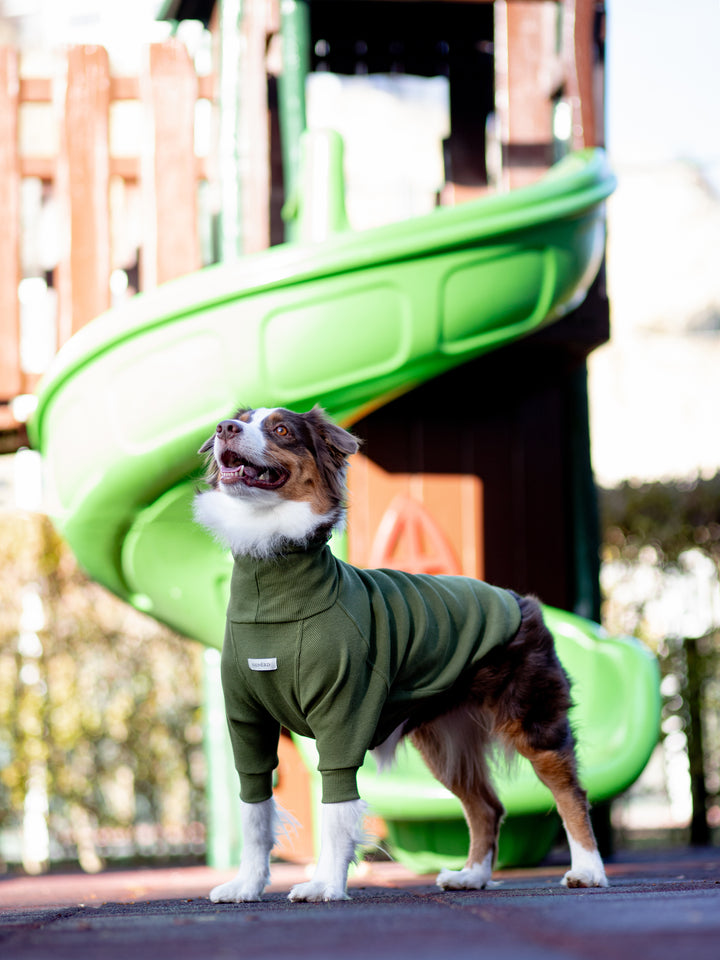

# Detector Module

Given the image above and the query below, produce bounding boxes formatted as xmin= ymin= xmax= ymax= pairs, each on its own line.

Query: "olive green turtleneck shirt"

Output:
xmin=221 ymin=541 xmax=521 ymax=804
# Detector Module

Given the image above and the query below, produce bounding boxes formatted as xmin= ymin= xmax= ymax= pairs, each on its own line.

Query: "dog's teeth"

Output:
xmin=238 ymin=464 xmax=245 ymax=476
xmin=259 ymin=470 xmax=270 ymax=481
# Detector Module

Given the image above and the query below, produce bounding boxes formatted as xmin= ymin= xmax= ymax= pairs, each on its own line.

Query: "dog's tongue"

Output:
xmin=242 ymin=464 xmax=260 ymax=480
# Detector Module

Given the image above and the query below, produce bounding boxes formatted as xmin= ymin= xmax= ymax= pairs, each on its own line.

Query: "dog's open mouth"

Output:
xmin=219 ymin=450 xmax=289 ymax=490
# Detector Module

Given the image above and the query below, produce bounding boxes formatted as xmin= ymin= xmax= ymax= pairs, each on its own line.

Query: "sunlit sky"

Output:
xmin=606 ymin=0 xmax=720 ymax=185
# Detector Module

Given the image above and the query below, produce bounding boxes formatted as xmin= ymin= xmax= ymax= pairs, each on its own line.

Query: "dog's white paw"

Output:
xmin=563 ymin=840 xmax=608 ymax=888
xmin=437 ymin=857 xmax=493 ymax=891
xmin=210 ymin=877 xmax=266 ymax=903
xmin=562 ymin=867 xmax=609 ymax=889
xmin=288 ymin=880 xmax=350 ymax=902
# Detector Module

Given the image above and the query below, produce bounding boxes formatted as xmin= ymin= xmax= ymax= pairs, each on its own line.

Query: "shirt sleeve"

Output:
xmin=227 ymin=713 xmax=281 ymax=803
xmin=221 ymin=633 xmax=281 ymax=803
xmin=298 ymin=610 xmax=388 ymax=803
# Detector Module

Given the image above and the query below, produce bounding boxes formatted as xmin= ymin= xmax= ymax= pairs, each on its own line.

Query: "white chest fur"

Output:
xmin=193 ymin=488 xmax=333 ymax=559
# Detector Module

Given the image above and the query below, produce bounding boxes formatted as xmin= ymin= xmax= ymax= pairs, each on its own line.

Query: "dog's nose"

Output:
xmin=216 ymin=419 xmax=242 ymax=439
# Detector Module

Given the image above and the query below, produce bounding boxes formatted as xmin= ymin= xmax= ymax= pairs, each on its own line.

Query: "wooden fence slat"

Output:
xmin=1 ymin=40 xmax=210 ymax=430
xmin=141 ymin=40 xmax=201 ymax=290
xmin=55 ymin=45 xmax=112 ymax=345
xmin=0 ymin=46 xmax=21 ymax=401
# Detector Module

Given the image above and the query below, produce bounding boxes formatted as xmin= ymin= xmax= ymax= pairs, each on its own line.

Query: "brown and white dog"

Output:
xmin=194 ymin=405 xmax=608 ymax=901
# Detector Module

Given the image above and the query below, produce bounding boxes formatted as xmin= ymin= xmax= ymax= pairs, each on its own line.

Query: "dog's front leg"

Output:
xmin=210 ymin=797 xmax=277 ymax=902
xmin=288 ymin=799 xmax=366 ymax=902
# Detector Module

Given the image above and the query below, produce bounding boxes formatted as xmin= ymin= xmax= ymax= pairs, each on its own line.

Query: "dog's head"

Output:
xmin=199 ymin=405 xmax=360 ymax=525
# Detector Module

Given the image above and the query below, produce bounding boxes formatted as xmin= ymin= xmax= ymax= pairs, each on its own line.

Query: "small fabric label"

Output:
xmin=248 ymin=657 xmax=278 ymax=672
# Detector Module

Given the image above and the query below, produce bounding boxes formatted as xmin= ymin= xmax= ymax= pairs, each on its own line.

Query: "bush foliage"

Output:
xmin=599 ymin=474 xmax=720 ymax=843
xmin=0 ymin=511 xmax=206 ymax=871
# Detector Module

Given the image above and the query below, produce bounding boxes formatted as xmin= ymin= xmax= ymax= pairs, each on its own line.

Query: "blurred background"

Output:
xmin=0 ymin=0 xmax=719 ymax=875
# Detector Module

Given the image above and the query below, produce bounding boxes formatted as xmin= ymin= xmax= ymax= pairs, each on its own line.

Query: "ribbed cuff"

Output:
xmin=239 ymin=772 xmax=274 ymax=804
xmin=320 ymin=767 xmax=360 ymax=803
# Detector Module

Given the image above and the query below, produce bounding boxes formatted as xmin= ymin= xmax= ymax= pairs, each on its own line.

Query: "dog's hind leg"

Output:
xmin=412 ymin=708 xmax=503 ymax=890
xmin=490 ymin=595 xmax=608 ymax=889
xmin=210 ymin=797 xmax=277 ymax=902
xmin=502 ymin=721 xmax=608 ymax=888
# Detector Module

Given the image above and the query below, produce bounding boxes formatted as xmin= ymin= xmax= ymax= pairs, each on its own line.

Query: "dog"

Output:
xmin=193 ymin=405 xmax=608 ymax=902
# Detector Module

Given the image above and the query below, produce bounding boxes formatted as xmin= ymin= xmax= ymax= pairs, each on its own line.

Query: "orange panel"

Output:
xmin=348 ymin=454 xmax=483 ymax=579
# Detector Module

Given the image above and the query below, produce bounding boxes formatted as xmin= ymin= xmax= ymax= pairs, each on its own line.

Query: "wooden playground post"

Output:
xmin=496 ymin=0 xmax=598 ymax=188
xmin=562 ymin=0 xmax=598 ymax=150
xmin=0 ymin=46 xmax=22 ymax=409
xmin=496 ymin=0 xmax=558 ymax=189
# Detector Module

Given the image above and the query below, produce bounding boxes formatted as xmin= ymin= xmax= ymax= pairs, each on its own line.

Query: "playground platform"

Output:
xmin=2 ymin=847 xmax=719 ymax=960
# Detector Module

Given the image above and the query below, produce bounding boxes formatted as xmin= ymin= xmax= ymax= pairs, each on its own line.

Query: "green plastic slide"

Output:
xmin=29 ymin=148 xmax=660 ymax=867
xmin=30 ymin=148 xmax=614 ymax=635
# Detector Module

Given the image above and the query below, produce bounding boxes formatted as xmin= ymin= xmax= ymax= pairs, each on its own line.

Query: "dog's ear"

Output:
xmin=304 ymin=406 xmax=360 ymax=461
xmin=198 ymin=431 xmax=220 ymax=487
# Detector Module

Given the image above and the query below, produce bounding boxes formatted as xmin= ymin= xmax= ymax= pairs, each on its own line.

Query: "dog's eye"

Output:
xmin=274 ymin=424 xmax=289 ymax=437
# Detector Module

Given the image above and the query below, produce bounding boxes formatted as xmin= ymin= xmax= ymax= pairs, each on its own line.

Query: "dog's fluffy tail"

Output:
xmin=370 ymin=721 xmax=408 ymax=773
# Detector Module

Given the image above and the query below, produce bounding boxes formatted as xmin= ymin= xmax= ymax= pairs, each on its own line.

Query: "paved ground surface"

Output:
xmin=2 ymin=848 xmax=719 ymax=960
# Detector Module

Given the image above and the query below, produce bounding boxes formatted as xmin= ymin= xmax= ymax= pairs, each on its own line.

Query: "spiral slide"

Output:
xmin=29 ymin=148 xmax=659 ymax=867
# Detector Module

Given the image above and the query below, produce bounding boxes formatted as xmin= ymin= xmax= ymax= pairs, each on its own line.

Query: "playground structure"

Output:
xmin=26 ymin=140 xmax=659 ymax=871
xmin=3 ymin=1 xmax=661 ymax=869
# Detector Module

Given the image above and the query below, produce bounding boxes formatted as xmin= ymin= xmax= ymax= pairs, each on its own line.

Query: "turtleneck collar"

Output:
xmin=227 ymin=539 xmax=340 ymax=623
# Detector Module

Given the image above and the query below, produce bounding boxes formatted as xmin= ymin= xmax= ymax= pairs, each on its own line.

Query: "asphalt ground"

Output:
xmin=2 ymin=848 xmax=720 ymax=960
